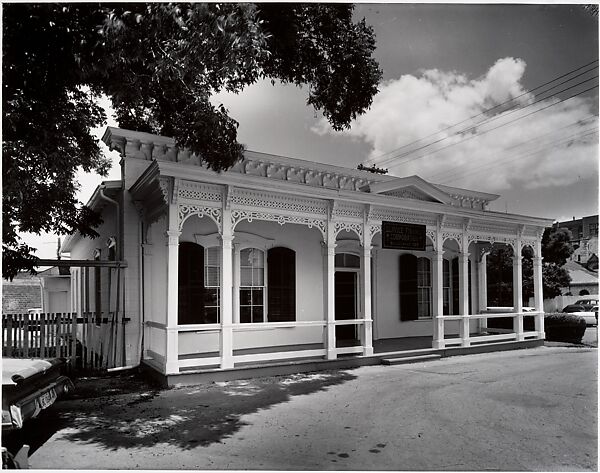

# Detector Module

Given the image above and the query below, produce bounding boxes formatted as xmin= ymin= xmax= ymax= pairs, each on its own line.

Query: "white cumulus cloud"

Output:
xmin=312 ymin=57 xmax=598 ymax=192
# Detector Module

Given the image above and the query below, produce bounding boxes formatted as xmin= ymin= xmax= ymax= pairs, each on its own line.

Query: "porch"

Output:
xmin=144 ymin=332 xmax=544 ymax=387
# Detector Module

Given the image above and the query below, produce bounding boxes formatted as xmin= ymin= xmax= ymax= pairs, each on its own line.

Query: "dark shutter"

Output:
xmin=451 ymin=257 xmax=459 ymax=315
xmin=178 ymin=242 xmax=205 ymax=325
xmin=399 ymin=254 xmax=418 ymax=321
xmin=267 ymin=247 xmax=296 ymax=322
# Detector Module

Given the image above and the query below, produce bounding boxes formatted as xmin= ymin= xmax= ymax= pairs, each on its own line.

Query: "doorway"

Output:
xmin=335 ymin=271 xmax=358 ymax=344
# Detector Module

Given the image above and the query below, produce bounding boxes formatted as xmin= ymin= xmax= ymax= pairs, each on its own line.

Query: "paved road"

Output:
xmin=18 ymin=344 xmax=599 ymax=470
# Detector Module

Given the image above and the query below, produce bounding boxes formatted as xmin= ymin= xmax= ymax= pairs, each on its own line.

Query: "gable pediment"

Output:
xmin=368 ymin=176 xmax=452 ymax=204
xmin=381 ymin=185 xmax=442 ymax=203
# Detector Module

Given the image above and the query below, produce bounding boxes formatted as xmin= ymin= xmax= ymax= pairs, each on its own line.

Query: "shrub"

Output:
xmin=544 ymin=312 xmax=587 ymax=343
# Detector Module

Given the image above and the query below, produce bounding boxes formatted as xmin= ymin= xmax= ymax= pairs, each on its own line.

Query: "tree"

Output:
xmin=3 ymin=3 xmax=382 ymax=279
xmin=522 ymin=227 xmax=574 ymax=301
xmin=486 ymin=226 xmax=574 ymax=305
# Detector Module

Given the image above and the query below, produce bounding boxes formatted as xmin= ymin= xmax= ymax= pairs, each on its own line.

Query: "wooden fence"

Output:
xmin=2 ymin=312 xmax=127 ymax=372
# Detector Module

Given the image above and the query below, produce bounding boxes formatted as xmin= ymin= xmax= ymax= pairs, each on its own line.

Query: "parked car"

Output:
xmin=2 ymin=357 xmax=74 ymax=431
xmin=562 ymin=299 xmax=599 ymax=313
xmin=569 ymin=305 xmax=598 ymax=326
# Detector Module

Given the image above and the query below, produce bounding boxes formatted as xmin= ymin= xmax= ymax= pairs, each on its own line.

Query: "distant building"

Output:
xmin=2 ymin=272 xmax=42 ymax=313
xmin=556 ymin=215 xmax=598 ymax=270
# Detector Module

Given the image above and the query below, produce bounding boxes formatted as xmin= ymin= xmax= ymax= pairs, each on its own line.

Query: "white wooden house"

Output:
xmin=62 ymin=127 xmax=552 ymax=384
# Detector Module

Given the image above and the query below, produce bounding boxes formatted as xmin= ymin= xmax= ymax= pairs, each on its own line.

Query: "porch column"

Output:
xmin=469 ymin=252 xmax=479 ymax=326
xmin=458 ymin=252 xmax=470 ymax=347
xmin=326 ymin=223 xmax=337 ymax=360
xmin=512 ymin=243 xmax=524 ymax=341
xmin=142 ymin=243 xmax=153 ymax=360
xmin=432 ymin=238 xmax=445 ymax=348
xmin=533 ymin=247 xmax=545 ymax=339
xmin=361 ymin=226 xmax=373 ymax=356
xmin=165 ymin=211 xmax=181 ymax=374
xmin=220 ymin=205 xmax=234 ymax=369
xmin=478 ymin=247 xmax=490 ymax=331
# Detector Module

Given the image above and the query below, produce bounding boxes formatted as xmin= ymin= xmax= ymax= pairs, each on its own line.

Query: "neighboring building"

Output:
xmin=557 ymin=215 xmax=599 ymax=270
xmin=62 ymin=127 xmax=552 ymax=382
xmin=2 ymin=272 xmax=42 ymax=313
xmin=38 ymin=266 xmax=72 ymax=314
xmin=561 ymin=260 xmax=599 ymax=296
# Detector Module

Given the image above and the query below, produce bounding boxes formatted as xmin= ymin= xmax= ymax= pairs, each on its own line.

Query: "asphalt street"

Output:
xmin=16 ymin=340 xmax=599 ymax=470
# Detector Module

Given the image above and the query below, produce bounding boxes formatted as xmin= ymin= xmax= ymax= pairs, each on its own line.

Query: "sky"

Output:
xmin=22 ymin=2 xmax=599 ymax=259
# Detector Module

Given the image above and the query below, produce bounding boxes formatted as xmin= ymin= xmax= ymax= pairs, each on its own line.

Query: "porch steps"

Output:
xmin=381 ymin=354 xmax=442 ymax=365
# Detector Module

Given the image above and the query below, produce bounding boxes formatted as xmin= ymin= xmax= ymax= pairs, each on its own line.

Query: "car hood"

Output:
xmin=2 ymin=358 xmax=63 ymax=386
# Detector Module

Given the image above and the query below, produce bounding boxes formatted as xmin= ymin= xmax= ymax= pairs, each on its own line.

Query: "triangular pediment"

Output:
xmin=368 ymin=176 xmax=452 ymax=204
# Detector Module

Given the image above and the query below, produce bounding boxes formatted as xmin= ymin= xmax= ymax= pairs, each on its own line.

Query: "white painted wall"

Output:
xmin=373 ymin=248 xmax=464 ymax=339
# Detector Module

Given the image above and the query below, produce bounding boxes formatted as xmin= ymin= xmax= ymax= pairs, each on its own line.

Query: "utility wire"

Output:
xmin=365 ymin=59 xmax=599 ymax=165
xmin=374 ymin=75 xmax=599 ymax=168
xmin=381 ymin=82 xmax=599 ymax=169
xmin=438 ymin=127 xmax=599 ymax=186
xmin=433 ymin=125 xmax=599 ymax=185
xmin=425 ymin=115 xmax=599 ymax=182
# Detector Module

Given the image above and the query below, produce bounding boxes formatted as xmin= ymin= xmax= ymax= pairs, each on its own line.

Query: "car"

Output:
xmin=562 ymin=299 xmax=599 ymax=313
xmin=570 ymin=305 xmax=599 ymax=326
xmin=2 ymin=357 xmax=74 ymax=431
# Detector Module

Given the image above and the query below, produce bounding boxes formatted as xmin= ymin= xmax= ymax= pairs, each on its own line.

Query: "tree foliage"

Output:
xmin=3 ymin=3 xmax=382 ymax=279
xmin=487 ymin=226 xmax=574 ymax=305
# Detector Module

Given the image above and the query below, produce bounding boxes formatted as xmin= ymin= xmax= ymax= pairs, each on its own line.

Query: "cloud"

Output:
xmin=312 ymin=57 xmax=598 ymax=192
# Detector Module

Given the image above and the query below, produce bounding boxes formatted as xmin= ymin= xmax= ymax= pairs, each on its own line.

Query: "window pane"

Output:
xmin=240 ymin=306 xmax=251 ymax=324
xmin=253 ymin=306 xmax=264 ymax=323
xmin=240 ymin=289 xmax=252 ymax=306
xmin=253 ymin=268 xmax=264 ymax=286
xmin=240 ymin=267 xmax=252 ymax=286
xmin=205 ymin=247 xmax=221 ymax=265
xmin=252 ymin=288 xmax=264 ymax=306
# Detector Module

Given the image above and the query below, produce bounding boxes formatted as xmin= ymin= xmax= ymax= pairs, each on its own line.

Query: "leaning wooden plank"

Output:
xmin=71 ymin=311 xmax=77 ymax=366
xmin=6 ymin=314 xmax=13 ymax=357
xmin=40 ymin=313 xmax=46 ymax=358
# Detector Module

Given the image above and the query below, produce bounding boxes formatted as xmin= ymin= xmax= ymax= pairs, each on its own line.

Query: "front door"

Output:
xmin=335 ymin=271 xmax=358 ymax=343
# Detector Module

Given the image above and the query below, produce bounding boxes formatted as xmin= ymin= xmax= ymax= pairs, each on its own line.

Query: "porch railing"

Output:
xmin=437 ymin=311 xmax=543 ymax=347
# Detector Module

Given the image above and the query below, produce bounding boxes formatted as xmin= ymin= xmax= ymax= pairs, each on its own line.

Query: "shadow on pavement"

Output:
xmin=30 ymin=369 xmax=357 ymax=452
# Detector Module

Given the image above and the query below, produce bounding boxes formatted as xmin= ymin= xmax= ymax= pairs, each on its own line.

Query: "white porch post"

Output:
xmin=533 ymin=236 xmax=545 ymax=339
xmin=478 ymin=247 xmax=490 ymax=332
xmin=458 ymin=251 xmax=470 ymax=347
xmin=361 ymin=224 xmax=373 ymax=356
xmin=513 ymin=241 xmax=524 ymax=341
xmin=142 ymin=242 xmax=153 ymax=360
xmin=165 ymin=202 xmax=180 ymax=374
xmin=469 ymin=251 xmax=479 ymax=325
xmin=220 ymin=203 xmax=234 ymax=369
xmin=432 ymin=228 xmax=444 ymax=349
xmin=326 ymin=222 xmax=337 ymax=360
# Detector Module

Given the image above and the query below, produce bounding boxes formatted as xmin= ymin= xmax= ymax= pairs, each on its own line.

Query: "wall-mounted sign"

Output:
xmin=381 ymin=221 xmax=426 ymax=250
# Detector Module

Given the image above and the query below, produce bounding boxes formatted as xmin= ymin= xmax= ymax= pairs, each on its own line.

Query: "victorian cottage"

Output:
xmin=62 ymin=127 xmax=552 ymax=384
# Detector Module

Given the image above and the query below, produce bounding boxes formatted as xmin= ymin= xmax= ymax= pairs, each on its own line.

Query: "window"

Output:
xmin=240 ymin=248 xmax=265 ymax=323
xmin=417 ymin=257 xmax=432 ymax=319
xmin=267 ymin=247 xmax=296 ymax=322
xmin=178 ymin=243 xmax=221 ymax=324
xmin=335 ymin=253 xmax=360 ymax=268
xmin=203 ymin=247 xmax=221 ymax=323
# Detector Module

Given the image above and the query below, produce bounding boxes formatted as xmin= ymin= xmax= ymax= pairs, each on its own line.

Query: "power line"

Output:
xmin=364 ymin=59 xmax=599 ymax=166
xmin=424 ymin=115 xmax=599 ymax=182
xmin=374 ymin=75 xmax=599 ymax=168
xmin=437 ymin=127 xmax=599 ymax=186
xmin=382 ymin=82 xmax=599 ymax=170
